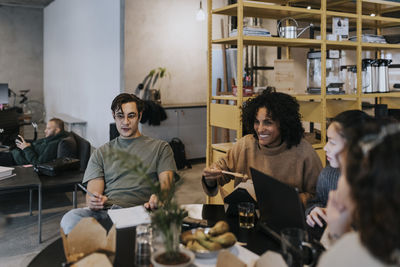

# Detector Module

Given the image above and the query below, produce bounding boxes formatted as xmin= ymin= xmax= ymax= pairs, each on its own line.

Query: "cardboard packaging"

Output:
xmin=60 ymin=217 xmax=116 ymax=266
xmin=274 ymin=59 xmax=305 ymax=94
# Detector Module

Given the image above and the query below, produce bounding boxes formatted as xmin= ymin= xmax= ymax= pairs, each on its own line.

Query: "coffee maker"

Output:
xmin=307 ymin=50 xmax=344 ymax=94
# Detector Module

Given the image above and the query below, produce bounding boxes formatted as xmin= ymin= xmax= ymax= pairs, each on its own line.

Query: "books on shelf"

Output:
xmin=0 ymin=166 xmax=15 ymax=181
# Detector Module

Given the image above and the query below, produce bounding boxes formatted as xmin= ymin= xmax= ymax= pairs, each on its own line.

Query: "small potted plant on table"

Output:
xmin=107 ymin=149 xmax=193 ymax=267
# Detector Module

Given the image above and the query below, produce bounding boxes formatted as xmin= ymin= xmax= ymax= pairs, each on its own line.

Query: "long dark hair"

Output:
xmin=242 ymin=91 xmax=303 ymax=148
xmin=345 ymin=123 xmax=400 ymax=264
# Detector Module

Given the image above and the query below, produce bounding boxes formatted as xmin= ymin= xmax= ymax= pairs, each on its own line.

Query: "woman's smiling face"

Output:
xmin=253 ymin=107 xmax=281 ymax=147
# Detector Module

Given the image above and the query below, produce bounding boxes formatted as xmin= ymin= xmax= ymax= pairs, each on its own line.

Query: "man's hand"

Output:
xmin=326 ymin=190 xmax=352 ymax=240
xmin=306 ymin=207 xmax=327 ymax=227
xmin=144 ymin=194 xmax=158 ymax=210
xmin=87 ymin=192 xmax=108 ymax=211
xmin=202 ymin=166 xmax=222 ymax=187
xmin=15 ymin=135 xmax=31 ymax=150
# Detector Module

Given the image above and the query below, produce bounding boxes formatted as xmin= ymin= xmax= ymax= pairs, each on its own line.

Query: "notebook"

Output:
xmin=250 ymin=167 xmax=306 ymax=236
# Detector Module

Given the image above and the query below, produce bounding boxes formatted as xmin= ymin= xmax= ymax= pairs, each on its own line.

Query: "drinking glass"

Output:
xmin=238 ymin=202 xmax=255 ymax=229
xmin=135 ymin=223 xmax=152 ymax=267
xmin=280 ymin=228 xmax=307 ymax=267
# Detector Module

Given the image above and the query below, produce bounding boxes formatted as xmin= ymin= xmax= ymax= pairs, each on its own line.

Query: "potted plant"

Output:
xmin=137 ymin=67 xmax=170 ymax=104
xmin=106 ymin=149 xmax=194 ymax=267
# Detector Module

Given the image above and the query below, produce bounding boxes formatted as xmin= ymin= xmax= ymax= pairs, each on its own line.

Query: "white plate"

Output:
xmin=182 ymin=228 xmax=235 ymax=259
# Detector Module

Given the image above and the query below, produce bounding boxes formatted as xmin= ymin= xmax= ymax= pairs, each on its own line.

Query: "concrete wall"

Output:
xmin=44 ymin=0 xmax=122 ymax=148
xmin=124 ymin=0 xmax=225 ymax=105
xmin=0 ymin=6 xmax=43 ymax=103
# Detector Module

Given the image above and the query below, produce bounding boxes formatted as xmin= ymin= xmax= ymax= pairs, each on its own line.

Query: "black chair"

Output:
xmin=39 ymin=131 xmax=91 ymax=208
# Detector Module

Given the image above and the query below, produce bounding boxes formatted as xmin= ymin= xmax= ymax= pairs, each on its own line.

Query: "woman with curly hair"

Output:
xmin=318 ymin=123 xmax=400 ymax=266
xmin=202 ymin=91 xmax=322 ymax=204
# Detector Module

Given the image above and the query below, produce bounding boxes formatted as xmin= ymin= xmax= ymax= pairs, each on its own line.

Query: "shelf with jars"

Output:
xmin=206 ymin=0 xmax=400 ymax=204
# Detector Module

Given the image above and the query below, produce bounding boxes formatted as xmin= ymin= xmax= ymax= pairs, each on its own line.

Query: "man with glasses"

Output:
xmin=61 ymin=93 xmax=177 ymax=234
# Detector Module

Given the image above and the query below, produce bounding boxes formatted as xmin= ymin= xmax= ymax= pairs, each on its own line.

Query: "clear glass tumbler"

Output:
xmin=135 ymin=223 xmax=152 ymax=267
xmin=238 ymin=202 xmax=255 ymax=229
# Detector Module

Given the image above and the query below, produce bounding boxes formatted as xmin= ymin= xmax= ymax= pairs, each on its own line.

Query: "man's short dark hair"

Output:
xmin=49 ymin=118 xmax=64 ymax=131
xmin=111 ymin=93 xmax=144 ymax=114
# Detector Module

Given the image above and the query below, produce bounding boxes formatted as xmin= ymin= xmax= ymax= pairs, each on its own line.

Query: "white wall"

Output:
xmin=44 ymin=0 xmax=122 ymax=148
xmin=125 ymin=0 xmax=225 ymax=105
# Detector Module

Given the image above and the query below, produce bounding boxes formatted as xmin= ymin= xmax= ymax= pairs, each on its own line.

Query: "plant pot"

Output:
xmin=151 ymin=247 xmax=194 ymax=267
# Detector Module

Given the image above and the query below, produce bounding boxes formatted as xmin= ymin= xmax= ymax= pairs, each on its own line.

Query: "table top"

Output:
xmin=28 ymin=204 xmax=281 ymax=267
xmin=0 ymin=166 xmax=40 ymax=191
xmin=39 ymin=170 xmax=84 ymax=188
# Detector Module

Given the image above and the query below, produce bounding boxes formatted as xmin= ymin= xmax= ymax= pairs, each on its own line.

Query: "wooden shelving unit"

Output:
xmin=206 ymin=0 xmax=400 ymax=203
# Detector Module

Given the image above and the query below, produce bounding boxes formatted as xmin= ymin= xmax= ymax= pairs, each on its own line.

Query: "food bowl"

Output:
xmin=181 ymin=228 xmax=236 ymax=259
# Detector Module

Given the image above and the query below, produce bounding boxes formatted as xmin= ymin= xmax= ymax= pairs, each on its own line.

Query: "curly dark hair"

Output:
xmin=111 ymin=93 xmax=144 ymax=114
xmin=345 ymin=123 xmax=400 ymax=264
xmin=242 ymin=91 xmax=304 ymax=148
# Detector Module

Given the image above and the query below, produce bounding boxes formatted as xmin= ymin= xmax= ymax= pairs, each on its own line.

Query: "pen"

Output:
xmin=77 ymin=183 xmax=97 ymax=198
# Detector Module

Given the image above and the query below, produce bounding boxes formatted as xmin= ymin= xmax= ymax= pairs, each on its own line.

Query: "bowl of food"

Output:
xmin=180 ymin=221 xmax=237 ymax=258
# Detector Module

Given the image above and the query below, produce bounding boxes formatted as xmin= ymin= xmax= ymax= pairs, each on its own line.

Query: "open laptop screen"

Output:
xmin=250 ymin=167 xmax=306 ymax=233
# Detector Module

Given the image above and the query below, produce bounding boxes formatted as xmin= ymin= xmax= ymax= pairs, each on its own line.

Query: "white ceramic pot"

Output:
xmin=151 ymin=247 xmax=195 ymax=267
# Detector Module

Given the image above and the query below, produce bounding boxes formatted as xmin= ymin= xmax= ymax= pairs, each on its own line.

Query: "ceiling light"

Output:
xmin=307 ymin=6 xmax=311 ymax=9
xmin=370 ymin=13 xmax=376 ymax=17
xmin=196 ymin=0 xmax=206 ymax=21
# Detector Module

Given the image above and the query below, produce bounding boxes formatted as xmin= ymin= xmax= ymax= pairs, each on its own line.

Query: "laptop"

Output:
xmin=250 ymin=167 xmax=306 ymax=236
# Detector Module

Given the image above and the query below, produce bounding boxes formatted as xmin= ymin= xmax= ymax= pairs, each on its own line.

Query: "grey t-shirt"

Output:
xmin=83 ymin=135 xmax=177 ymax=208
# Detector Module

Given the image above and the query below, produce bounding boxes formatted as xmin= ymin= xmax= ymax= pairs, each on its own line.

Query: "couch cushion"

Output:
xmin=57 ymin=134 xmax=78 ymax=159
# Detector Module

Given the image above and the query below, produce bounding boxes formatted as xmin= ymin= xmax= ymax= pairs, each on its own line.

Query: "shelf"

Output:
xmin=326 ymin=40 xmax=358 ymax=50
xmin=363 ymin=0 xmax=400 ymax=7
xmin=362 ymin=15 xmax=400 ymax=28
xmin=213 ymin=36 xmax=322 ymax=48
xmin=362 ymin=92 xmax=400 ymax=98
xmin=326 ymin=11 xmax=358 ymax=18
xmin=212 ymin=2 xmax=321 ymax=20
xmin=325 ymin=94 xmax=359 ymax=99
xmin=212 ymin=95 xmax=237 ymax=101
xmin=212 ymin=142 xmax=234 ymax=153
xmin=294 ymin=94 xmax=322 ymax=101
xmin=362 ymin=42 xmax=400 ymax=49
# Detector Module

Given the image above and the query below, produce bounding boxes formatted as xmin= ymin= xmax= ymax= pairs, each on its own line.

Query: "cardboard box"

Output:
xmin=60 ymin=217 xmax=116 ymax=265
xmin=274 ymin=59 xmax=306 ymax=94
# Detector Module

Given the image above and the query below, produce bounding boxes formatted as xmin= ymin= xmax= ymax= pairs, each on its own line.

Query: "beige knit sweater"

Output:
xmin=203 ymin=134 xmax=322 ymax=205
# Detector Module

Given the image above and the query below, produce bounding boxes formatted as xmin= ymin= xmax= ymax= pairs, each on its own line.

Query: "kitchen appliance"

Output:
xmin=362 ymin=59 xmax=374 ymax=93
xmin=307 ymin=50 xmax=343 ymax=94
xmin=378 ymin=59 xmax=391 ymax=93
xmin=362 ymin=59 xmax=392 ymax=93
xmin=277 ymin=17 xmax=313 ymax=39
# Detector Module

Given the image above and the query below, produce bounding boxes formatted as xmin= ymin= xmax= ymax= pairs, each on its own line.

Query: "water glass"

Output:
xmin=135 ymin=223 xmax=152 ymax=267
xmin=238 ymin=202 xmax=255 ymax=229
xmin=280 ymin=228 xmax=308 ymax=267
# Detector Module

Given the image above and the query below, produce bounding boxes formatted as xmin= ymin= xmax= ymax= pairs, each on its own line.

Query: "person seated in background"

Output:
xmin=0 ymin=118 xmax=68 ymax=166
xmin=202 ymin=91 xmax=322 ymax=205
xmin=318 ymin=122 xmax=400 ymax=266
xmin=60 ymin=93 xmax=177 ymax=234
xmin=305 ymin=110 xmax=372 ymax=229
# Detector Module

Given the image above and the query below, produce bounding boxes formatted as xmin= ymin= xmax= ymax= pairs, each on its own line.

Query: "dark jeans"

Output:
xmin=0 ymin=151 xmax=15 ymax=166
